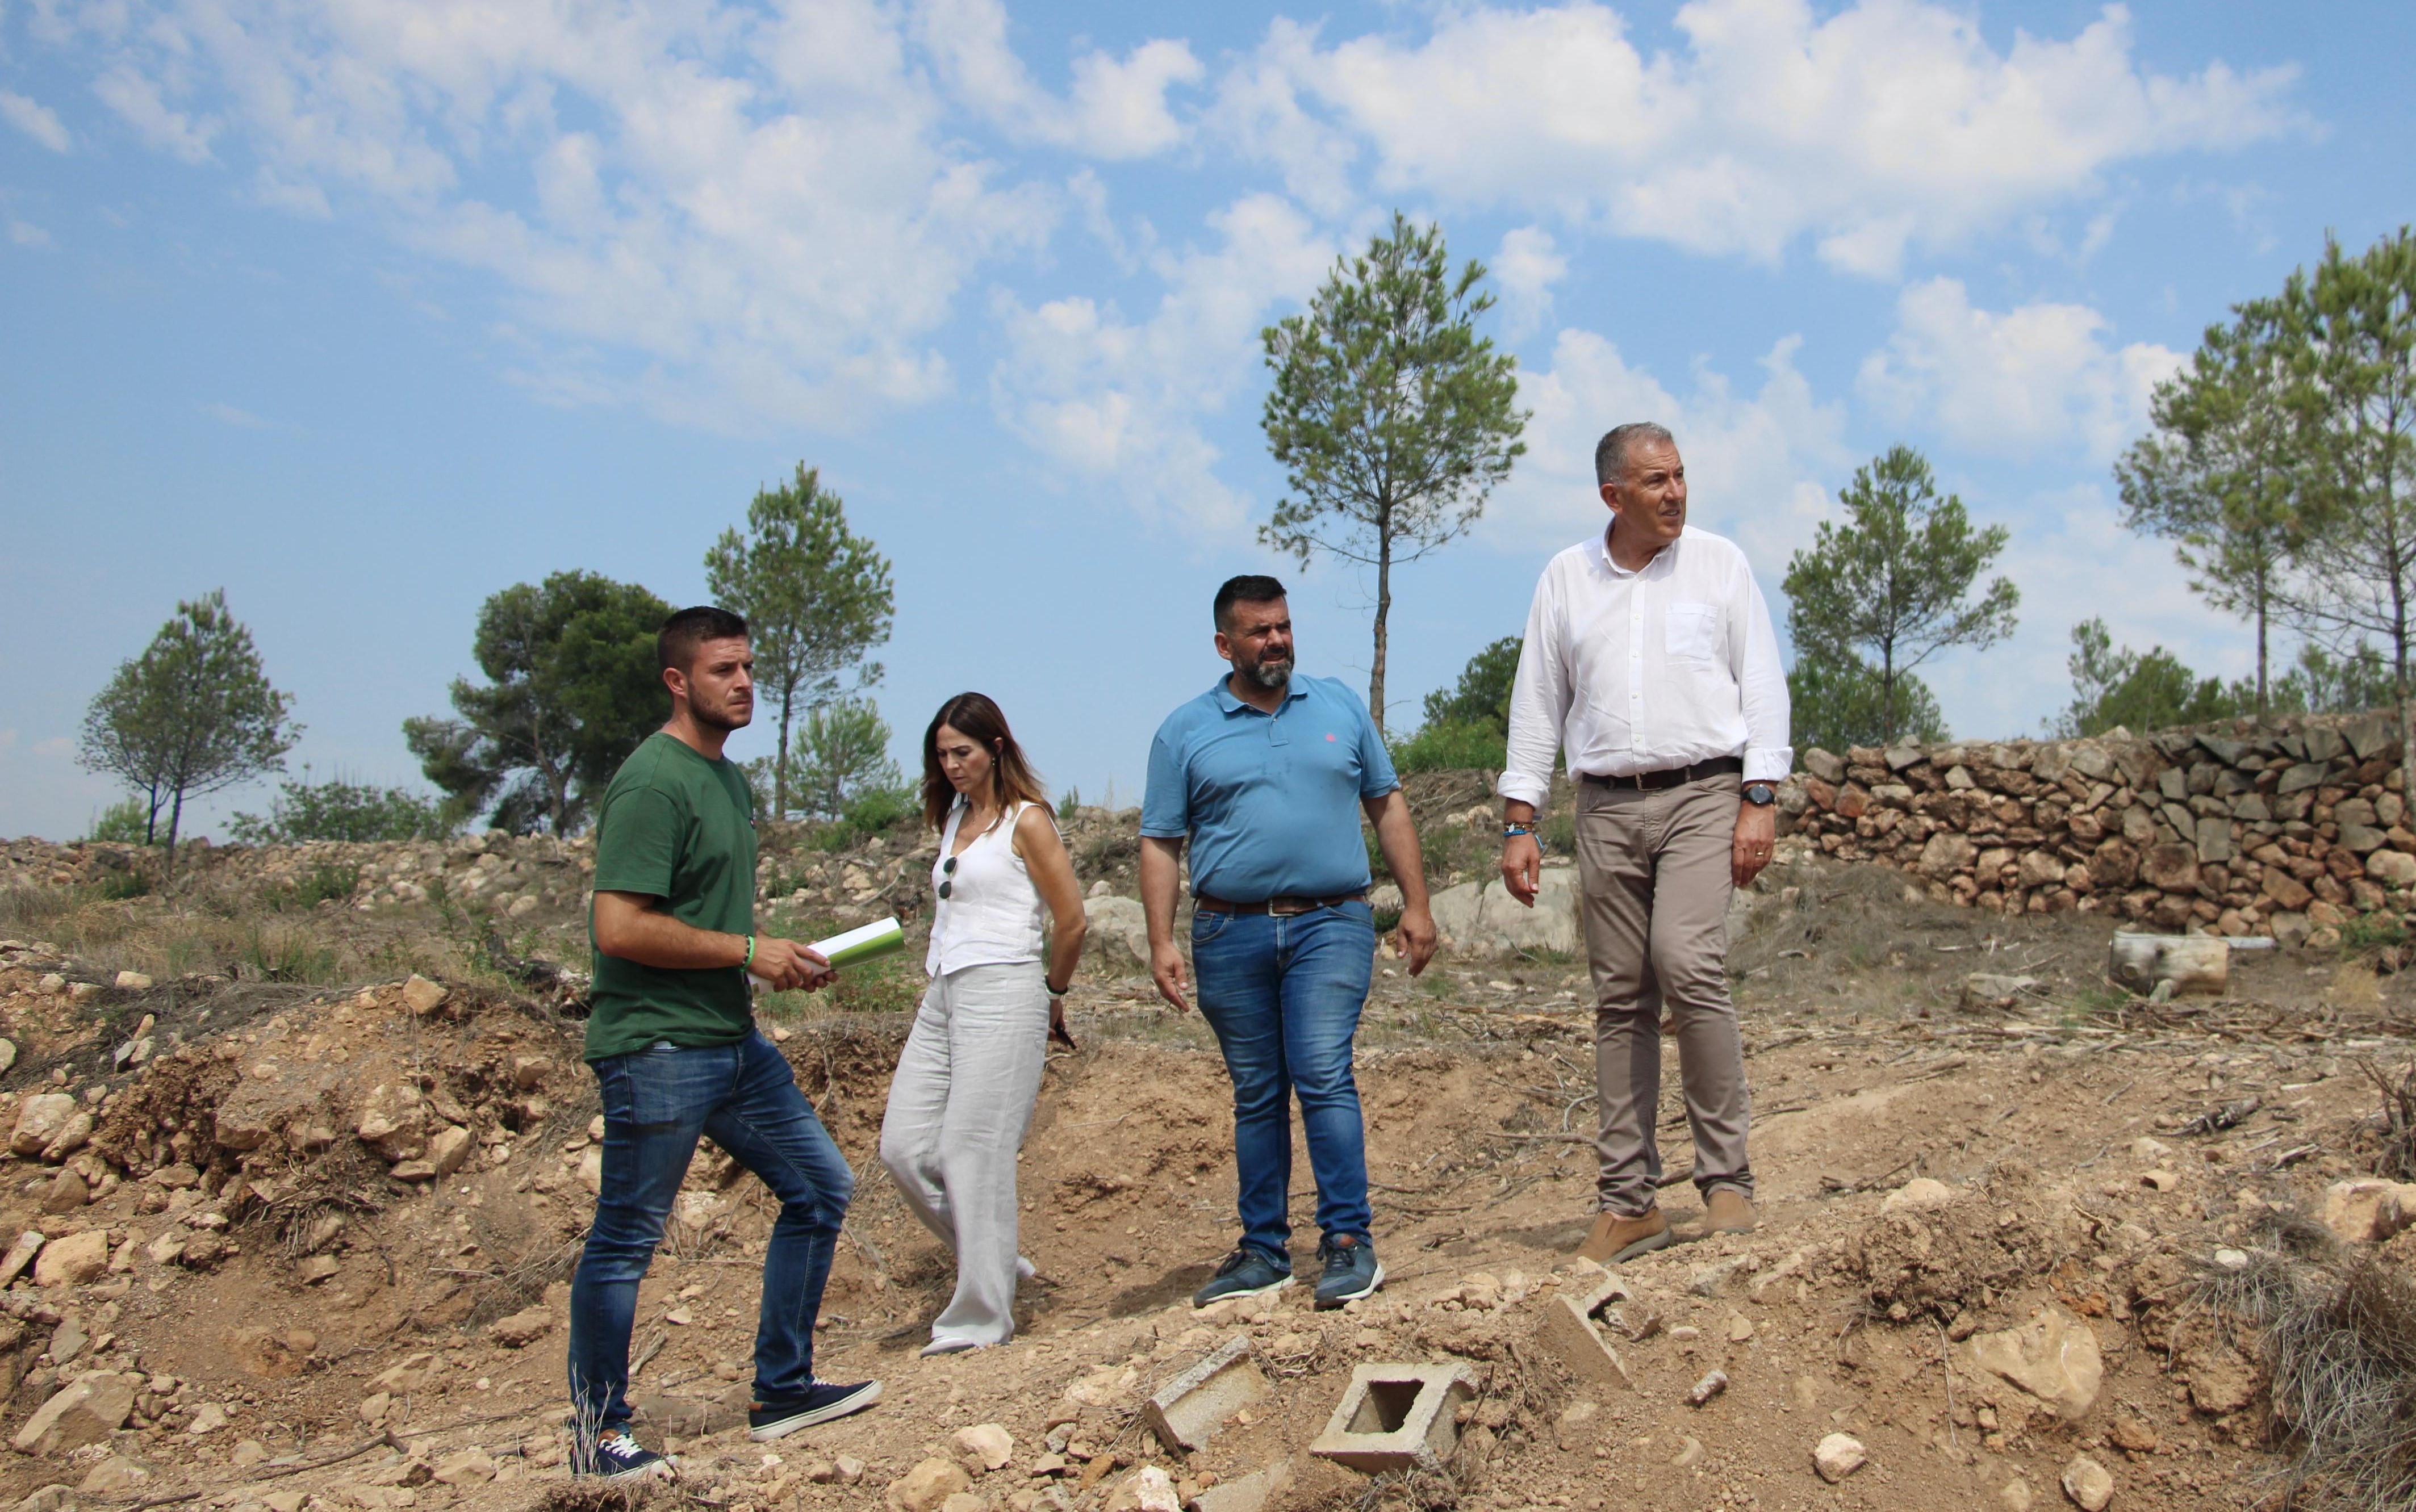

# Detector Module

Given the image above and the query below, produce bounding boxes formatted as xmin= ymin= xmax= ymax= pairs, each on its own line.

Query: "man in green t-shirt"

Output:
xmin=566 ymin=606 xmax=881 ymax=1482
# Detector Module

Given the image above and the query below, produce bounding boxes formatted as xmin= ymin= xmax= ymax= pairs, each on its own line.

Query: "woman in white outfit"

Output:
xmin=880 ymin=693 xmax=1085 ymax=1355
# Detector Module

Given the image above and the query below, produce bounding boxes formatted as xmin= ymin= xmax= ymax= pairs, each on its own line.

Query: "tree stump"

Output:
xmin=2107 ymin=933 xmax=2229 ymax=996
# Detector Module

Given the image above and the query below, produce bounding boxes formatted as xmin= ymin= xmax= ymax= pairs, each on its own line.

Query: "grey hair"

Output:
xmin=1595 ymin=422 xmax=1675 ymax=485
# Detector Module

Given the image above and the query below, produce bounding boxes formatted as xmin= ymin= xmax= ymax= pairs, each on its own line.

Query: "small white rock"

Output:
xmin=2062 ymin=1453 xmax=2114 ymax=1511
xmin=1813 ymin=1433 xmax=1867 ymax=1484
xmin=2213 ymin=1248 xmax=2249 ymax=1271
xmin=1882 ymin=1177 xmax=1955 ymax=1213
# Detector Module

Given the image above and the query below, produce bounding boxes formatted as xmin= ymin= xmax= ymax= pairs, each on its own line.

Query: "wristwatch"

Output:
xmin=1742 ymin=782 xmax=1776 ymax=807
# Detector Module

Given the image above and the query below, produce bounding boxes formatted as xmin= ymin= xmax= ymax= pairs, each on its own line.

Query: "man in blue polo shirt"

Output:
xmin=1141 ymin=574 xmax=1438 ymax=1310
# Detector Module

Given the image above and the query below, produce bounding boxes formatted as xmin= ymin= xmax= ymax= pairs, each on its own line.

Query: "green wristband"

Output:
xmin=743 ymin=934 xmax=756 ymax=970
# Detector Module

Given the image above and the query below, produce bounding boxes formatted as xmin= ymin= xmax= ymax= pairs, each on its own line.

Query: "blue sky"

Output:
xmin=3 ymin=0 xmax=2411 ymax=841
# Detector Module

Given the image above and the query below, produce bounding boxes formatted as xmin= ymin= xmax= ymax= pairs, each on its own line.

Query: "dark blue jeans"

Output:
xmin=1190 ymin=901 xmax=1376 ymax=1261
xmin=567 ymin=1032 xmax=854 ymax=1429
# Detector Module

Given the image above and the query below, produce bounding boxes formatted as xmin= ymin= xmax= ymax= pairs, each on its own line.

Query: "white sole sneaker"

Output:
xmin=1194 ymin=1272 xmax=1294 ymax=1308
xmin=748 ymin=1381 xmax=883 ymax=1442
xmin=1316 ymin=1260 xmax=1384 ymax=1309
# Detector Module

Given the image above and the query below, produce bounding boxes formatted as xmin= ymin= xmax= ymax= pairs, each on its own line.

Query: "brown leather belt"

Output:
xmin=1579 ymin=755 xmax=1744 ymax=791
xmin=1193 ymin=890 xmax=1369 ymax=916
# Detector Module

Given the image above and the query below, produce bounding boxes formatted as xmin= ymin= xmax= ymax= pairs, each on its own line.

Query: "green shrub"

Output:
xmin=1390 ymin=720 xmax=1507 ymax=773
xmin=296 ymin=862 xmax=361 ymax=908
xmin=240 ymin=923 xmax=340 ymax=983
xmin=95 ymin=869 xmax=151 ymax=902
xmin=816 ymin=784 xmax=921 ymax=852
xmin=229 ymin=769 xmax=454 ymax=844
xmin=85 ymin=798 xmax=155 ymax=844
xmin=843 ymin=784 xmax=918 ymax=834
xmin=2342 ymin=912 xmax=2407 ymax=952
xmin=1541 ymin=809 xmax=1577 ymax=857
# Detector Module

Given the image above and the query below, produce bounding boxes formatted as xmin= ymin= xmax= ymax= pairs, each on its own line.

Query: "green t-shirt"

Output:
xmin=584 ymin=732 xmax=758 ymax=1061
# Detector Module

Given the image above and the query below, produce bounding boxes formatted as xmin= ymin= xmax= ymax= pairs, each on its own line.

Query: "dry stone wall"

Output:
xmin=1774 ymin=710 xmax=2413 ymax=945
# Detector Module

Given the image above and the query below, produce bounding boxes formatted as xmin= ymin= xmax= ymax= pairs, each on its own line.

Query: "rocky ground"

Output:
xmin=0 ymin=785 xmax=2413 ymax=1512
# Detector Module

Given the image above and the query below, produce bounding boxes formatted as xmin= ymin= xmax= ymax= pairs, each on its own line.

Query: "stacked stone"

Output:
xmin=1775 ymin=711 xmax=2414 ymax=945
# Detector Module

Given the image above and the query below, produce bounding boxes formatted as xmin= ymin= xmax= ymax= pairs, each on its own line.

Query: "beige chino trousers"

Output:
xmin=1574 ymin=773 xmax=1753 ymax=1216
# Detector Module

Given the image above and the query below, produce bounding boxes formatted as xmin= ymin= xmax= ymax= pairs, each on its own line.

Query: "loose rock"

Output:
xmin=1967 ymin=1305 xmax=2103 ymax=1420
xmin=13 ymin=1369 xmax=136 ymax=1455
xmin=1881 ymin=1177 xmax=1956 ymax=1213
xmin=10 ymin=1095 xmax=76 ymax=1157
xmin=1812 ymin=1434 xmax=1866 ymax=1484
xmin=33 ymin=1230 xmax=110 ymax=1288
xmin=887 ymin=1457 xmax=972 ymax=1512
xmin=2062 ymin=1454 xmax=2114 ymax=1511
xmin=953 ymin=1423 xmax=1014 ymax=1472
xmin=489 ymin=1307 xmax=553 ymax=1347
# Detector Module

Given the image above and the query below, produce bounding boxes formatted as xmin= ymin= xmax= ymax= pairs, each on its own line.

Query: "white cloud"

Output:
xmin=1226 ymin=0 xmax=2306 ymax=277
xmin=1924 ymin=481 xmax=2239 ymax=740
xmin=7 ymin=218 xmax=53 ymax=248
xmin=1485 ymin=329 xmax=1848 ymax=579
xmin=92 ymin=64 xmax=216 ymax=164
xmin=1205 ymin=19 xmax=1360 ymax=220
xmin=990 ymin=194 xmax=1334 ymax=534
xmin=39 ymin=0 xmax=1065 ymax=429
xmin=200 ymin=401 xmax=269 ymax=428
xmin=32 ymin=738 xmax=71 ymax=760
xmin=1856 ymin=277 xmax=2182 ymax=462
xmin=913 ymin=0 xmax=1201 ymax=158
xmin=0 ymin=90 xmax=72 ymax=152
xmin=1491 ymin=226 xmax=1565 ymax=338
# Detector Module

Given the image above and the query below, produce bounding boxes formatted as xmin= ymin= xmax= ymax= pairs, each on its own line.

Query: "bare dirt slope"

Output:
xmin=0 ymin=848 xmax=2410 ymax=1512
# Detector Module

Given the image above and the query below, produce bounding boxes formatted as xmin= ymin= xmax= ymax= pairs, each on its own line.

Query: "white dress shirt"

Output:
xmin=1499 ymin=523 xmax=1792 ymax=808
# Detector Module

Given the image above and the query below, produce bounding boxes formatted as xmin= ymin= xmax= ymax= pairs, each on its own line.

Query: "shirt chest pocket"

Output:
xmin=1664 ymin=602 xmax=1723 ymax=664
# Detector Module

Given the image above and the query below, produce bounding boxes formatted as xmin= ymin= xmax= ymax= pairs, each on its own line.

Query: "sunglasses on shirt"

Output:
xmin=938 ymin=855 xmax=956 ymax=899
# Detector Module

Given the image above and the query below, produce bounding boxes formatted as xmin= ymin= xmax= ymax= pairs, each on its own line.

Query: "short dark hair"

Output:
xmin=658 ymin=605 xmax=749 ymax=674
xmin=1213 ymin=574 xmax=1288 ymax=630
xmin=1595 ymin=421 xmax=1676 ymax=485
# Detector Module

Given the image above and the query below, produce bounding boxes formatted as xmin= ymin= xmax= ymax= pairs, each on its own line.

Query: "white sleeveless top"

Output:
xmin=925 ymin=799 xmax=1047 ymax=976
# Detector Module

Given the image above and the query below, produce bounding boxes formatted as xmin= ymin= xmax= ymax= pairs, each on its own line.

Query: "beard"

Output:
xmin=1238 ymin=652 xmax=1293 ymax=692
xmin=691 ymin=693 xmax=753 ymax=732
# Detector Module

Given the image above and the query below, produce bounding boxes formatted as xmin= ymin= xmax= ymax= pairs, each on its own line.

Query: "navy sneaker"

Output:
xmin=1314 ymin=1233 xmax=1384 ymax=1310
xmin=572 ymin=1427 xmax=676 ymax=1481
xmin=1191 ymin=1245 xmax=1293 ymax=1308
xmin=749 ymin=1379 xmax=883 ymax=1442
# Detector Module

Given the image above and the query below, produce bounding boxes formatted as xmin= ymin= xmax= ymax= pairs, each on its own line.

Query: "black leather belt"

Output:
xmin=1579 ymin=755 xmax=1744 ymax=791
xmin=1193 ymin=891 xmax=1368 ymax=916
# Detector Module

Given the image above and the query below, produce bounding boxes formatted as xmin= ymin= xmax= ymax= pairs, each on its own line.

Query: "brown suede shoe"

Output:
xmin=1579 ymin=1207 xmax=1672 ymax=1265
xmin=1705 ymin=1188 xmax=1756 ymax=1235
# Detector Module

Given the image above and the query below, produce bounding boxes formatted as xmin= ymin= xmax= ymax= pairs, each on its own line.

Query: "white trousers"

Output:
xmin=878 ymin=961 xmax=1050 ymax=1349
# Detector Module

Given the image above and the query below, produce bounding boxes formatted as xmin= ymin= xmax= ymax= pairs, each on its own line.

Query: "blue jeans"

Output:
xmin=1190 ymin=901 xmax=1376 ymax=1261
xmin=567 ymin=1032 xmax=855 ymax=1429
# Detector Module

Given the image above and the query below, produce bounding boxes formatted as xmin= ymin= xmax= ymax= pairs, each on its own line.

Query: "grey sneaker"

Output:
xmin=1192 ymin=1245 xmax=1292 ymax=1307
xmin=1314 ymin=1233 xmax=1383 ymax=1310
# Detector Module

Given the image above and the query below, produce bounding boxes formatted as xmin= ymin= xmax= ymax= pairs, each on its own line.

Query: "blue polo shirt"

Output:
xmin=1142 ymin=673 xmax=1399 ymax=902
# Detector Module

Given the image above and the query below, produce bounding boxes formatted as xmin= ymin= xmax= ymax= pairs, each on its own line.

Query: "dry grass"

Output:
xmin=2204 ymin=1222 xmax=2416 ymax=1510
xmin=0 ymin=876 xmax=490 ymax=991
xmin=2359 ymin=1057 xmax=2416 ymax=1182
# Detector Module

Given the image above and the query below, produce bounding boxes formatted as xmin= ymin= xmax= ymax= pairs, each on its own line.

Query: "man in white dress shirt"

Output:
xmin=1497 ymin=422 xmax=1791 ymax=1264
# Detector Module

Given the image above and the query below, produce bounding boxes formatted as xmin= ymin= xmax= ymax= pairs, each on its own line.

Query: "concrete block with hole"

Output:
xmin=1309 ymin=1362 xmax=1478 ymax=1473
xmin=1535 ymin=1272 xmax=1633 ymax=1391
xmin=1143 ymin=1336 xmax=1269 ymax=1455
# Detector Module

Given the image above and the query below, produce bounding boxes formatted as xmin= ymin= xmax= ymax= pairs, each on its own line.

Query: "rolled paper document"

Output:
xmin=749 ymin=915 xmax=906 ymax=989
